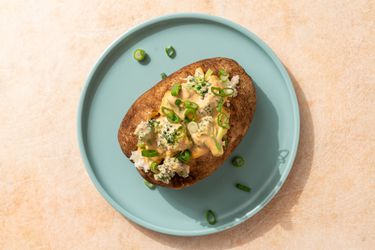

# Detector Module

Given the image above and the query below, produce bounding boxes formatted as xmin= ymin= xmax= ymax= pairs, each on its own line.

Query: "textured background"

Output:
xmin=1 ymin=0 xmax=374 ymax=249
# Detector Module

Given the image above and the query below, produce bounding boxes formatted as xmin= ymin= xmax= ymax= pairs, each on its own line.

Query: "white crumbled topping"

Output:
xmin=156 ymin=117 xmax=183 ymax=150
xmin=134 ymin=121 xmax=152 ymax=142
xmin=129 ymin=150 xmax=150 ymax=172
xmin=225 ymin=75 xmax=240 ymax=97
xmin=154 ymin=157 xmax=190 ymax=184
xmin=197 ymin=116 xmax=213 ymax=135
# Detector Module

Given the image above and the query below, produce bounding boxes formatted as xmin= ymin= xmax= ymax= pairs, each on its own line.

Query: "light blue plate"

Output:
xmin=77 ymin=13 xmax=299 ymax=236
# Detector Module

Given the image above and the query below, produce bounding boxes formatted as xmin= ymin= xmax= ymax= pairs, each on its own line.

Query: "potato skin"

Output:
xmin=118 ymin=57 xmax=256 ymax=189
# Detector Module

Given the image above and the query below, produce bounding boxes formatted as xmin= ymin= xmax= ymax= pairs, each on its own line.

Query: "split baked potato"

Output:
xmin=118 ymin=57 xmax=256 ymax=189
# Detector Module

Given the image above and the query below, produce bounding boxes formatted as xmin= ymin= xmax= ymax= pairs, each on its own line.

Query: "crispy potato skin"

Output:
xmin=118 ymin=57 xmax=256 ymax=189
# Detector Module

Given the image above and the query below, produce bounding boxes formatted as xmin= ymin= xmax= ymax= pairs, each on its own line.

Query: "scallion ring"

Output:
xmin=217 ymin=112 xmax=230 ymax=129
xmin=165 ymin=46 xmax=176 ymax=58
xmin=184 ymin=100 xmax=199 ymax=110
xmin=141 ymin=149 xmax=159 ymax=157
xmin=235 ymin=183 xmax=251 ymax=192
xmin=144 ymin=180 xmax=156 ymax=190
xmin=175 ymin=99 xmax=182 ymax=106
xmin=150 ymin=162 xmax=159 ymax=173
xmin=232 ymin=156 xmax=245 ymax=167
xmin=133 ymin=49 xmax=146 ymax=61
xmin=211 ymin=87 xmax=234 ymax=97
xmin=171 ymin=83 xmax=181 ymax=96
xmin=161 ymin=72 xmax=167 ymax=79
xmin=184 ymin=108 xmax=196 ymax=122
xmin=161 ymin=107 xmax=181 ymax=123
xmin=217 ymin=97 xmax=224 ymax=112
xmin=177 ymin=149 xmax=191 ymax=163
xmin=206 ymin=210 xmax=217 ymax=225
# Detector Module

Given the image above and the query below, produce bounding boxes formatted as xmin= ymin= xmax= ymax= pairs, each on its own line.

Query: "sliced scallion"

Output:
xmin=165 ymin=46 xmax=176 ymax=58
xmin=133 ymin=49 xmax=146 ymax=61
xmin=217 ymin=97 xmax=224 ymax=112
xmin=184 ymin=100 xmax=199 ymax=110
xmin=211 ymin=87 xmax=234 ymax=97
xmin=184 ymin=108 xmax=196 ymax=122
xmin=175 ymin=99 xmax=182 ymax=106
xmin=177 ymin=149 xmax=191 ymax=163
xmin=144 ymin=180 xmax=156 ymax=189
xmin=235 ymin=183 xmax=251 ymax=192
xmin=217 ymin=112 xmax=230 ymax=129
xmin=231 ymin=156 xmax=245 ymax=167
xmin=171 ymin=83 xmax=181 ymax=96
xmin=150 ymin=162 xmax=159 ymax=173
xmin=161 ymin=106 xmax=181 ymax=123
xmin=161 ymin=72 xmax=167 ymax=79
xmin=206 ymin=210 xmax=217 ymax=225
xmin=141 ymin=149 xmax=159 ymax=157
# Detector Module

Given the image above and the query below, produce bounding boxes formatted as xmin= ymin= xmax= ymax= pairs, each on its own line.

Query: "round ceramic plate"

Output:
xmin=77 ymin=13 xmax=299 ymax=236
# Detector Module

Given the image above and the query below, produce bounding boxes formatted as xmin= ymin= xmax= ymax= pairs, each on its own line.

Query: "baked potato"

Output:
xmin=118 ymin=57 xmax=256 ymax=189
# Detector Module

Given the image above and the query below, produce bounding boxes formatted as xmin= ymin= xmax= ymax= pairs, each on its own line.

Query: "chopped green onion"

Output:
xmin=204 ymin=69 xmax=213 ymax=80
xmin=141 ymin=149 xmax=159 ymax=157
xmin=206 ymin=210 xmax=217 ymax=225
xmin=184 ymin=108 xmax=196 ymax=122
xmin=165 ymin=46 xmax=176 ymax=58
xmin=184 ymin=100 xmax=199 ymax=110
xmin=133 ymin=49 xmax=146 ymax=61
xmin=211 ymin=87 xmax=234 ymax=97
xmin=232 ymin=156 xmax=245 ymax=167
xmin=161 ymin=107 xmax=181 ymax=123
xmin=150 ymin=162 xmax=159 ymax=173
xmin=175 ymin=99 xmax=182 ymax=106
xmin=235 ymin=183 xmax=251 ymax=192
xmin=171 ymin=83 xmax=181 ymax=96
xmin=177 ymin=149 xmax=191 ymax=163
xmin=144 ymin=180 xmax=156 ymax=189
xmin=217 ymin=112 xmax=230 ymax=129
xmin=217 ymin=97 xmax=224 ymax=112
xmin=161 ymin=72 xmax=167 ymax=79
xmin=218 ymin=69 xmax=229 ymax=82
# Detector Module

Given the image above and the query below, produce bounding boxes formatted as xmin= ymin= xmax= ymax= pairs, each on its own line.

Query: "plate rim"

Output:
xmin=77 ymin=12 xmax=300 ymax=236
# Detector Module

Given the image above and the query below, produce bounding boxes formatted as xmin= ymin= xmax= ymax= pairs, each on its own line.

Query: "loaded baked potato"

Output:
xmin=118 ymin=57 xmax=256 ymax=189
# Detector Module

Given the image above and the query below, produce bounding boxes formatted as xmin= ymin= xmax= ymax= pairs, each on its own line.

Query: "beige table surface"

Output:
xmin=1 ymin=0 xmax=374 ymax=249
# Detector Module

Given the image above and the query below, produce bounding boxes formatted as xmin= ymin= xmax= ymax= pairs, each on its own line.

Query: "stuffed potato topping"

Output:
xmin=118 ymin=57 xmax=256 ymax=189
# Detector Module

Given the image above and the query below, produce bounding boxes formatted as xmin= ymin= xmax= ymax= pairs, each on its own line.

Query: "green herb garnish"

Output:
xmin=150 ymin=162 xmax=159 ymax=173
xmin=206 ymin=210 xmax=217 ymax=225
xmin=144 ymin=180 xmax=156 ymax=189
xmin=235 ymin=183 xmax=251 ymax=192
xmin=141 ymin=149 xmax=159 ymax=157
xmin=133 ymin=49 xmax=146 ymax=61
xmin=165 ymin=46 xmax=176 ymax=58
xmin=217 ymin=112 xmax=230 ymax=129
xmin=211 ymin=87 xmax=234 ymax=97
xmin=217 ymin=97 xmax=224 ymax=112
xmin=184 ymin=100 xmax=199 ymax=110
xmin=231 ymin=156 xmax=245 ymax=167
xmin=184 ymin=108 xmax=196 ymax=122
xmin=171 ymin=83 xmax=181 ymax=96
xmin=175 ymin=99 xmax=182 ymax=106
xmin=161 ymin=72 xmax=167 ymax=79
xmin=161 ymin=107 xmax=181 ymax=123
xmin=177 ymin=149 xmax=191 ymax=163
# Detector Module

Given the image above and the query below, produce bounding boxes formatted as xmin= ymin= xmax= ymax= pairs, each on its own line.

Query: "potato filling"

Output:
xmin=131 ymin=68 xmax=240 ymax=183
